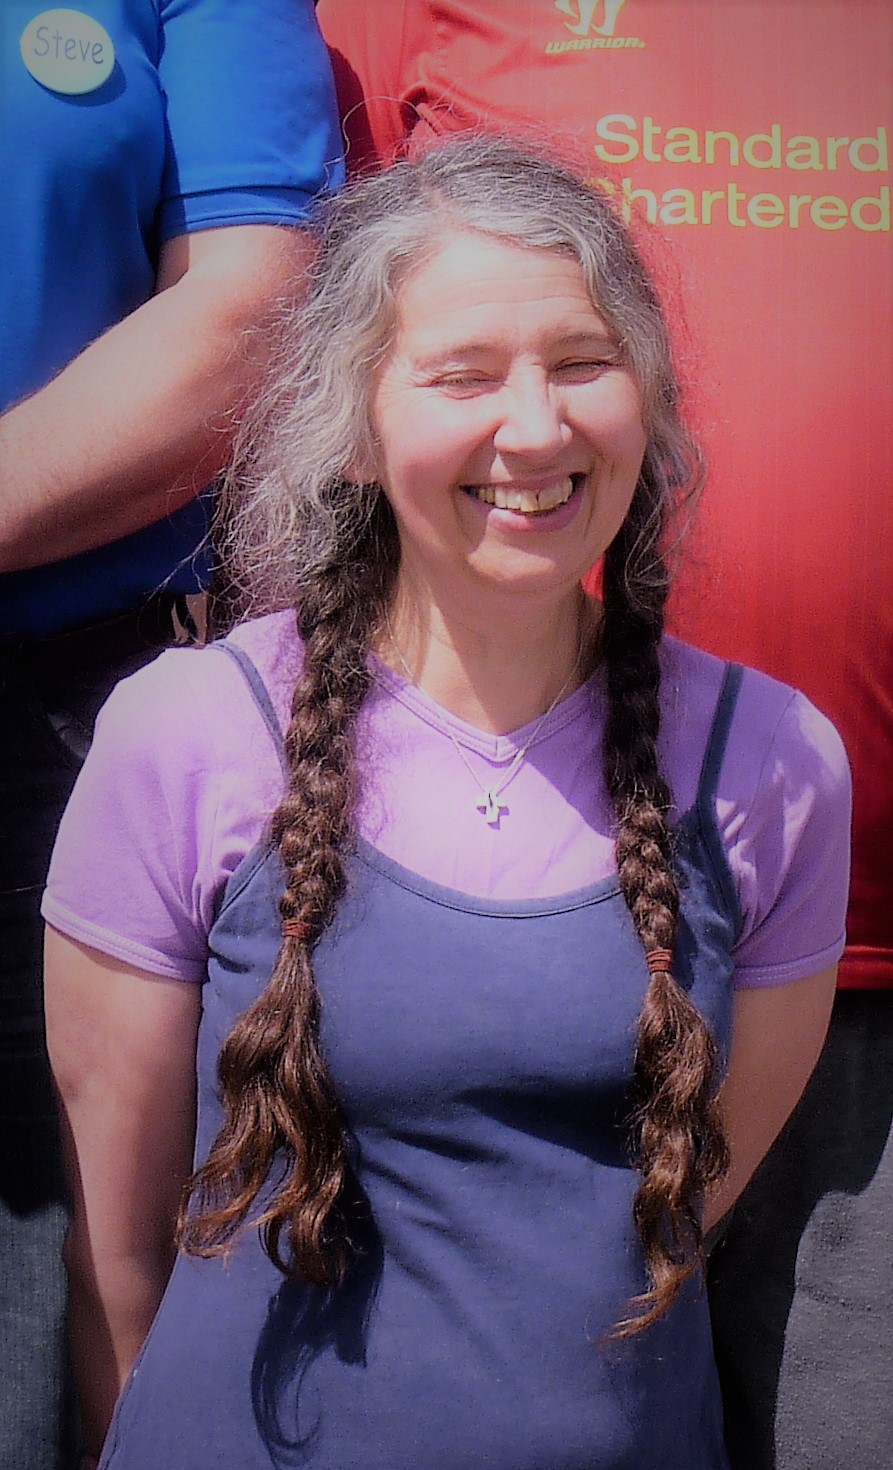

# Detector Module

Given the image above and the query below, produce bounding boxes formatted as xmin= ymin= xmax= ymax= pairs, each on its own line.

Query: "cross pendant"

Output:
xmin=477 ymin=789 xmax=508 ymax=826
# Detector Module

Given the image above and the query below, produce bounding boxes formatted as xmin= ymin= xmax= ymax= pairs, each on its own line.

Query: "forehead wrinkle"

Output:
xmin=384 ymin=233 xmax=619 ymax=371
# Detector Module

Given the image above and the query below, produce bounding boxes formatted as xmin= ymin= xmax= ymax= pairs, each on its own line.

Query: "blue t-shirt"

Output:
xmin=0 ymin=0 xmax=344 ymax=634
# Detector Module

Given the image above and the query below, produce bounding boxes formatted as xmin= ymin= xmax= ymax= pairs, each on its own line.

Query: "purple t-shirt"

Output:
xmin=43 ymin=612 xmax=850 ymax=987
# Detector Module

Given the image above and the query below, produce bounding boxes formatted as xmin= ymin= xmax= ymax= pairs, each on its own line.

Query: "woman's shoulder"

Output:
xmin=657 ymin=636 xmax=850 ymax=855
xmin=103 ymin=609 xmax=300 ymax=727
xmin=660 ymin=638 xmax=851 ymax=985
xmin=661 ymin=635 xmax=848 ymax=781
xmin=661 ymin=634 xmax=794 ymax=717
xmin=43 ymin=613 xmax=301 ymax=980
xmin=78 ymin=612 xmax=301 ymax=816
xmin=224 ymin=609 xmax=302 ymax=675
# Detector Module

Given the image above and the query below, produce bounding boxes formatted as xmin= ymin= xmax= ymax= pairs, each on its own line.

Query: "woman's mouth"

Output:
xmin=463 ymin=474 xmax=582 ymax=516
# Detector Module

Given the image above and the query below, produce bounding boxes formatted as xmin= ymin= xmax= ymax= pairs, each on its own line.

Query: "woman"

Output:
xmin=43 ymin=136 xmax=850 ymax=1469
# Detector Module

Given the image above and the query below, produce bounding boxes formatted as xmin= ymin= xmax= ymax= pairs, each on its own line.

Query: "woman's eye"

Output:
xmin=435 ymin=373 xmax=497 ymax=394
xmin=555 ymin=358 xmax=618 ymax=380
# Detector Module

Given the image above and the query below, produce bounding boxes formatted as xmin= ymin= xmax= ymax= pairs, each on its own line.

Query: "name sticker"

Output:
xmin=20 ymin=8 xmax=115 ymax=95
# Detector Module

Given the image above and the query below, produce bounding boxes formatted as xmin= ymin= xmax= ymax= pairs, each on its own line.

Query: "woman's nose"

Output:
xmin=492 ymin=374 xmax=571 ymax=458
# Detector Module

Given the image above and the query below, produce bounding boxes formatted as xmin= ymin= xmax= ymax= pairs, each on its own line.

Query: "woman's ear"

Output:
xmin=347 ymin=433 xmax=382 ymax=488
xmin=347 ymin=460 xmax=376 ymax=487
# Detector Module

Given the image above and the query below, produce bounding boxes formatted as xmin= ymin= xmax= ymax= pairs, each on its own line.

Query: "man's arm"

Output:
xmin=0 ymin=224 xmax=312 ymax=573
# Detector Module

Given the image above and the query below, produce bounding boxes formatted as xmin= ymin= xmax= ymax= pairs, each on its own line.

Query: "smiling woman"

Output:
xmin=42 ymin=135 xmax=850 ymax=1470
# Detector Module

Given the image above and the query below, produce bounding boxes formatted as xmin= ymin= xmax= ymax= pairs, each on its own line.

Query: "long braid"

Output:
xmin=602 ymin=476 xmax=729 ymax=1337
xmin=180 ymin=497 xmax=398 ymax=1284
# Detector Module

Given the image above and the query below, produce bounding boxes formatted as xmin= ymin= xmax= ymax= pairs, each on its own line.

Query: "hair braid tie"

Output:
xmin=281 ymin=917 xmax=310 ymax=941
xmin=645 ymin=948 xmax=674 ymax=975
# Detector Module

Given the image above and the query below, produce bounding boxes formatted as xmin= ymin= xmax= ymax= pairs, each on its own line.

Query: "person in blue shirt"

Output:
xmin=0 ymin=3 xmax=343 ymax=1465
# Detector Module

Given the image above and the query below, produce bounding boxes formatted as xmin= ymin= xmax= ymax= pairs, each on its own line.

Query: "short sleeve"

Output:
xmin=724 ymin=685 xmax=852 ymax=987
xmin=42 ymin=642 xmax=285 ymax=981
xmin=158 ymin=0 xmax=345 ymax=237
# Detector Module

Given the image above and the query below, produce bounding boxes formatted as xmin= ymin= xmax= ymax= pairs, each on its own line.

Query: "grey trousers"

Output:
xmin=708 ymin=990 xmax=893 ymax=1470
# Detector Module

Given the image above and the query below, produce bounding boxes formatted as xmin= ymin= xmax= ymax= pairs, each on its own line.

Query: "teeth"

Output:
xmin=536 ymin=477 xmax=577 ymax=512
xmin=470 ymin=476 xmax=577 ymax=514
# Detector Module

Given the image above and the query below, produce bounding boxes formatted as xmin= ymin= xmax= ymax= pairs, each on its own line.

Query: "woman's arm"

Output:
xmin=0 ymin=223 xmax=313 ymax=573
xmin=44 ymin=928 xmax=202 ymax=1462
xmin=704 ymin=965 xmax=838 ymax=1232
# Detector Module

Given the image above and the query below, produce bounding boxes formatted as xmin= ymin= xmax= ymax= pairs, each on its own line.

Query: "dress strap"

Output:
xmin=693 ymin=661 xmax=745 ymax=940
xmin=696 ymin=661 xmax=744 ymax=806
xmin=209 ymin=639 xmax=289 ymax=778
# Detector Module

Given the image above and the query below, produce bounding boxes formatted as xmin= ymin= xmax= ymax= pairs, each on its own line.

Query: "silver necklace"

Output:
xmin=383 ymin=615 xmax=581 ymax=826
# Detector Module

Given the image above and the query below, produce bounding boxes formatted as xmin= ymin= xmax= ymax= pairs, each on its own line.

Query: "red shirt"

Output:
xmin=318 ymin=0 xmax=893 ymax=988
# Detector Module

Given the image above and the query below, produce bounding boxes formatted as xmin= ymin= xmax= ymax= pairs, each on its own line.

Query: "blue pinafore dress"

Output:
xmin=100 ymin=647 xmax=743 ymax=1470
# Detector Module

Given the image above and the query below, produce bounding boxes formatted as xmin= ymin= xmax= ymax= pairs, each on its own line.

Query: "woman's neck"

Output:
xmin=380 ymin=583 xmax=601 ymax=735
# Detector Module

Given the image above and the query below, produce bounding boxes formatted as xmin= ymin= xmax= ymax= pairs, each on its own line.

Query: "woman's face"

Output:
xmin=369 ymin=230 xmax=647 ymax=617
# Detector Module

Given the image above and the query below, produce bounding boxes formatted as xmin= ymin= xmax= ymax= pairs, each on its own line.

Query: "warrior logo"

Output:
xmin=554 ymin=0 xmax=629 ymax=38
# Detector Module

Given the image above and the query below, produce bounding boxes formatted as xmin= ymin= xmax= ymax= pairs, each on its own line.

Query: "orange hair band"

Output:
xmin=281 ymin=917 xmax=310 ymax=941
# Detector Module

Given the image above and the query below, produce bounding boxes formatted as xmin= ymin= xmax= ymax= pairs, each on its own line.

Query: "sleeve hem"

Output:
xmin=158 ymin=185 xmax=320 ymax=240
xmin=41 ymin=899 xmax=206 ymax=985
xmin=732 ymin=932 xmax=846 ymax=989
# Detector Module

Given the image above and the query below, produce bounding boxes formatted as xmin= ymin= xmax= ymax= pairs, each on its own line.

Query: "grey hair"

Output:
xmin=217 ymin=132 xmax=703 ymax=620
